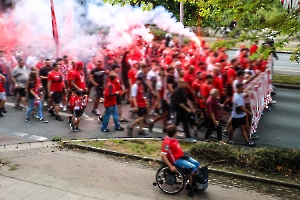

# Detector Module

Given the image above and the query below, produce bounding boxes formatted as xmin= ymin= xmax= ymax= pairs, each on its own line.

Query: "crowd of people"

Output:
xmin=0 ymin=34 xmax=273 ymax=146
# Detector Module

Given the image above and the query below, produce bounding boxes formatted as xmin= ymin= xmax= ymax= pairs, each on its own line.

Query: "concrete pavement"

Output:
xmin=0 ymin=143 xmax=292 ymax=200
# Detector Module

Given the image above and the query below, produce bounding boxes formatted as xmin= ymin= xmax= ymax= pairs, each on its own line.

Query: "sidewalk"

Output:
xmin=0 ymin=143 xmax=281 ymax=200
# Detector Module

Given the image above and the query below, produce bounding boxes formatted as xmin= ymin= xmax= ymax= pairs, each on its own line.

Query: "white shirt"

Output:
xmin=131 ymin=84 xmax=138 ymax=97
xmin=231 ymin=93 xmax=246 ymax=118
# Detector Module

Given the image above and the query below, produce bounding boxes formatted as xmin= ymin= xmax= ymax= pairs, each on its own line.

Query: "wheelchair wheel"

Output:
xmin=155 ymin=166 xmax=186 ymax=194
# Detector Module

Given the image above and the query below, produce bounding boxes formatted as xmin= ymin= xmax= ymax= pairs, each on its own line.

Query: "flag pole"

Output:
xmin=50 ymin=0 xmax=59 ymax=58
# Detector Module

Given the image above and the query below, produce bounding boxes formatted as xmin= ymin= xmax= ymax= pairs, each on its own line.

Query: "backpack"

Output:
xmin=194 ymin=166 xmax=209 ymax=190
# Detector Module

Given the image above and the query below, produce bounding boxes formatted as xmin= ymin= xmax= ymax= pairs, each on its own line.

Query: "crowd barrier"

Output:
xmin=248 ymin=67 xmax=273 ymax=134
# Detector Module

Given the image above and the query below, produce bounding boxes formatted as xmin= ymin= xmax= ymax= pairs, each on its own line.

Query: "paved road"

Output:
xmin=0 ymin=144 xmax=291 ymax=200
xmin=227 ymin=50 xmax=300 ymax=75
xmin=0 ymin=87 xmax=300 ymax=149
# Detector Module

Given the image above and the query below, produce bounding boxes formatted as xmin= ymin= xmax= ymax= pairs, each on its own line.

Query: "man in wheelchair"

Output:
xmin=161 ymin=125 xmax=200 ymax=189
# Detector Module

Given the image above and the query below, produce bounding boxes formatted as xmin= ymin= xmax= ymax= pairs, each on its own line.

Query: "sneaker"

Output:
xmin=148 ymin=122 xmax=154 ymax=132
xmin=227 ymin=140 xmax=235 ymax=145
xmin=177 ymin=126 xmax=184 ymax=132
xmin=69 ymin=123 xmax=75 ymax=131
xmin=185 ymin=138 xmax=197 ymax=143
xmin=98 ymin=116 xmax=103 ymax=123
xmin=14 ymin=104 xmax=22 ymax=109
xmin=186 ymin=183 xmax=193 ymax=191
xmin=68 ymin=115 xmax=73 ymax=124
xmin=222 ymin=130 xmax=229 ymax=138
xmin=34 ymin=113 xmax=39 ymax=119
xmin=138 ymin=130 xmax=148 ymax=135
xmin=1 ymin=107 xmax=7 ymax=113
xmin=101 ymin=129 xmax=110 ymax=132
xmin=127 ymin=125 xmax=133 ymax=136
xmin=55 ymin=116 xmax=64 ymax=121
xmin=0 ymin=112 xmax=3 ymax=117
xmin=74 ymin=128 xmax=82 ymax=132
xmin=249 ymin=133 xmax=258 ymax=140
xmin=43 ymin=102 xmax=48 ymax=107
xmin=25 ymin=117 xmax=31 ymax=123
xmin=48 ymin=108 xmax=55 ymax=116
xmin=167 ymin=120 xmax=173 ymax=125
xmin=39 ymin=118 xmax=48 ymax=123
xmin=23 ymin=106 xmax=28 ymax=111
xmin=92 ymin=109 xmax=101 ymax=116
xmin=149 ymin=110 xmax=156 ymax=116
xmin=63 ymin=106 xmax=67 ymax=112
xmin=82 ymin=113 xmax=89 ymax=118
xmin=119 ymin=118 xmax=128 ymax=123
xmin=100 ymin=98 xmax=104 ymax=103
xmin=59 ymin=103 xmax=63 ymax=108
xmin=88 ymin=98 xmax=93 ymax=102
xmin=115 ymin=126 xmax=125 ymax=131
xmin=246 ymin=141 xmax=256 ymax=147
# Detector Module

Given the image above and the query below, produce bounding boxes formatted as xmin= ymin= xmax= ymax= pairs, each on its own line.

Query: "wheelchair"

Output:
xmin=153 ymin=163 xmax=208 ymax=197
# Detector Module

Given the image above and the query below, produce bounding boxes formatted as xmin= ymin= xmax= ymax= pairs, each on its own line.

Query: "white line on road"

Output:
xmin=274 ymin=70 xmax=300 ymax=72
xmin=10 ymin=132 xmax=28 ymax=137
xmin=28 ymin=135 xmax=48 ymax=141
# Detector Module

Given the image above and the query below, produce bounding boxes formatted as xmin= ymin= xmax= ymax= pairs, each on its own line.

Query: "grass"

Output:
xmin=71 ymin=140 xmax=300 ymax=184
xmin=272 ymin=74 xmax=300 ymax=85
xmin=52 ymin=136 xmax=62 ymax=141
xmin=9 ymin=164 xmax=18 ymax=171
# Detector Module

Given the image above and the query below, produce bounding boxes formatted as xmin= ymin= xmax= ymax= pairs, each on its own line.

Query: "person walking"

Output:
xmin=101 ymin=73 xmax=124 ymax=132
xmin=0 ymin=73 xmax=6 ymax=117
xmin=39 ymin=59 xmax=53 ymax=107
xmin=25 ymin=71 xmax=48 ymax=123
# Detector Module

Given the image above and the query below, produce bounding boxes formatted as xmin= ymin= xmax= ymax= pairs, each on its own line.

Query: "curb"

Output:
xmin=273 ymin=83 xmax=300 ymax=90
xmin=63 ymin=141 xmax=300 ymax=190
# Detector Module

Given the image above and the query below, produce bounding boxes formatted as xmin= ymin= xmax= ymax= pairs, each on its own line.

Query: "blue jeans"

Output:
xmin=174 ymin=157 xmax=200 ymax=173
xmin=26 ymin=99 xmax=43 ymax=119
xmin=101 ymin=105 xmax=120 ymax=130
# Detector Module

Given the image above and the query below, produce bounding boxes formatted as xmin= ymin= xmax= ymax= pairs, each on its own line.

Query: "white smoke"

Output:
xmin=1 ymin=0 xmax=199 ymax=57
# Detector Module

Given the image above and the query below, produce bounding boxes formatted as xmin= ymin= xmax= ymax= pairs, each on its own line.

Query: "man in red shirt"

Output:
xmin=47 ymin=61 xmax=65 ymax=121
xmin=72 ymin=62 xmax=88 ymax=118
xmin=127 ymin=76 xmax=148 ymax=136
xmin=161 ymin=125 xmax=200 ymax=187
xmin=101 ymin=73 xmax=124 ymax=132
xmin=192 ymin=71 xmax=203 ymax=109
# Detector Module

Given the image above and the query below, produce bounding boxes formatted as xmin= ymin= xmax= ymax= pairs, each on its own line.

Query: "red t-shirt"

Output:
xmin=69 ymin=94 xmax=76 ymax=111
xmin=132 ymin=83 xmax=146 ymax=108
xmin=128 ymin=68 xmax=138 ymax=85
xmin=226 ymin=68 xmax=236 ymax=85
xmin=110 ymin=76 xmax=121 ymax=93
xmin=104 ymin=83 xmax=117 ymax=107
xmin=250 ymin=44 xmax=258 ymax=55
xmin=200 ymin=83 xmax=213 ymax=108
xmin=192 ymin=79 xmax=202 ymax=107
xmin=183 ymin=72 xmax=195 ymax=94
xmin=48 ymin=71 xmax=64 ymax=92
xmin=161 ymin=136 xmax=184 ymax=164
xmin=213 ymin=76 xmax=224 ymax=97
xmin=72 ymin=70 xmax=86 ymax=90
xmin=0 ymin=75 xmax=5 ymax=92
xmin=239 ymin=56 xmax=249 ymax=69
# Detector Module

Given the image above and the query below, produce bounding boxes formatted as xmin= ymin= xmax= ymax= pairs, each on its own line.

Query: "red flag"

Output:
xmin=50 ymin=0 xmax=59 ymax=57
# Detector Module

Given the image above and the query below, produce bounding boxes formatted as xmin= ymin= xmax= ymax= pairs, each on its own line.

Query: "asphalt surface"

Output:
xmin=227 ymin=50 xmax=300 ymax=75
xmin=0 ymin=87 xmax=300 ymax=149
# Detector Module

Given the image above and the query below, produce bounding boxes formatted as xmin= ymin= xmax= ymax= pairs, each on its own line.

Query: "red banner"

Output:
xmin=50 ymin=0 xmax=59 ymax=57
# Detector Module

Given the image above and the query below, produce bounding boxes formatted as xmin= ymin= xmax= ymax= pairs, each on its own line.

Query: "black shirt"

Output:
xmin=39 ymin=66 xmax=53 ymax=85
xmin=172 ymin=87 xmax=189 ymax=112
xmin=167 ymin=74 xmax=177 ymax=90
xmin=27 ymin=81 xmax=36 ymax=99
xmin=90 ymin=67 xmax=106 ymax=86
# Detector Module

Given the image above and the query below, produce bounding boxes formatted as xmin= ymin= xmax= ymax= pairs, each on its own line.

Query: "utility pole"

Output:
xmin=179 ymin=1 xmax=184 ymax=48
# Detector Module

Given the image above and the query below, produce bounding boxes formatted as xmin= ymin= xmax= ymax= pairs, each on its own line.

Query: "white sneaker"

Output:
xmin=100 ymin=98 xmax=104 ymax=103
xmin=23 ymin=106 xmax=28 ymax=111
xmin=177 ymin=126 xmax=184 ymax=132
xmin=167 ymin=120 xmax=173 ymax=125
xmin=34 ymin=113 xmax=39 ymax=119
xmin=82 ymin=113 xmax=89 ymax=118
xmin=149 ymin=110 xmax=155 ymax=116
xmin=63 ymin=106 xmax=67 ymax=111
xmin=59 ymin=103 xmax=63 ymax=108
xmin=88 ymin=98 xmax=93 ymax=102
xmin=92 ymin=109 xmax=101 ymax=116
xmin=43 ymin=102 xmax=48 ymax=107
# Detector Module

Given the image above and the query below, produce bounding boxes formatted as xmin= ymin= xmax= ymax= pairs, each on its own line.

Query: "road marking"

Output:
xmin=10 ymin=132 xmax=28 ymax=137
xmin=274 ymin=70 xmax=300 ymax=72
xmin=28 ymin=135 xmax=48 ymax=141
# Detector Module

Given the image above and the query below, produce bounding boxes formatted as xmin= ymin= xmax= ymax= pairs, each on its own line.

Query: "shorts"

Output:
xmin=174 ymin=157 xmax=200 ymax=173
xmin=138 ymin=107 xmax=147 ymax=117
xmin=0 ymin=92 xmax=6 ymax=100
xmin=123 ymin=79 xmax=130 ymax=89
xmin=226 ymin=84 xmax=233 ymax=97
xmin=232 ymin=116 xmax=246 ymax=128
xmin=51 ymin=92 xmax=62 ymax=105
xmin=95 ymin=87 xmax=104 ymax=99
xmin=116 ymin=94 xmax=121 ymax=105
xmin=17 ymin=88 xmax=26 ymax=97
xmin=161 ymin=100 xmax=169 ymax=112
xmin=74 ymin=109 xmax=82 ymax=118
